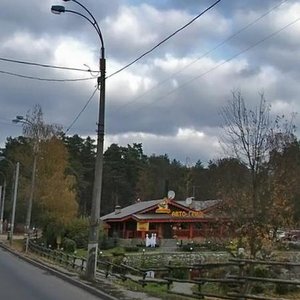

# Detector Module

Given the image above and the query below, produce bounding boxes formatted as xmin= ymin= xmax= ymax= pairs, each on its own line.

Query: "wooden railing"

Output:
xmin=28 ymin=241 xmax=300 ymax=300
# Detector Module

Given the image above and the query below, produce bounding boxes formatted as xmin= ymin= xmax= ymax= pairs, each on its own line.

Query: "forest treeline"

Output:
xmin=1 ymin=132 xmax=300 ymax=225
xmin=1 ymin=93 xmax=300 ymax=256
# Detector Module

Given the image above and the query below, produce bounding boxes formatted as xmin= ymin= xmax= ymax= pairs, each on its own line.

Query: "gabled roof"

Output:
xmin=177 ymin=199 xmax=222 ymax=211
xmin=101 ymin=199 xmax=163 ymax=221
xmin=101 ymin=199 xmax=222 ymax=222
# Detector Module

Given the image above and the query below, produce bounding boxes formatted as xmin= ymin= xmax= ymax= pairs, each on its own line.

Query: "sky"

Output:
xmin=1 ymin=0 xmax=300 ymax=165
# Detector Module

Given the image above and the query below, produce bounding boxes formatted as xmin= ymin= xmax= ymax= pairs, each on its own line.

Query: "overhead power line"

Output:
xmin=0 ymin=56 xmax=99 ymax=73
xmin=0 ymin=0 xmax=221 ymax=82
xmin=117 ymin=0 xmax=288 ymax=111
xmin=0 ymin=69 xmax=95 ymax=82
xmin=65 ymin=0 xmax=222 ymax=132
xmin=64 ymin=87 xmax=98 ymax=134
xmin=125 ymin=16 xmax=300 ymax=115
xmin=106 ymin=0 xmax=222 ymax=79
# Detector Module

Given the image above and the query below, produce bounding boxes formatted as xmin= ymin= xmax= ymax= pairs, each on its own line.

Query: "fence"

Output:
xmin=28 ymin=241 xmax=300 ymax=300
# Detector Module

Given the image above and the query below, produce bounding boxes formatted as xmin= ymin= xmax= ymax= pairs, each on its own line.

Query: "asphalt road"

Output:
xmin=0 ymin=247 xmax=105 ymax=300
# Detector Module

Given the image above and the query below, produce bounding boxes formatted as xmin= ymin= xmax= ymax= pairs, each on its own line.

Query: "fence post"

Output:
xmin=167 ymin=261 xmax=172 ymax=291
xmin=105 ymin=262 xmax=110 ymax=278
xmin=237 ymin=261 xmax=247 ymax=300
xmin=71 ymin=256 xmax=76 ymax=269
xmin=65 ymin=254 xmax=69 ymax=266
xmin=80 ymin=258 xmax=85 ymax=272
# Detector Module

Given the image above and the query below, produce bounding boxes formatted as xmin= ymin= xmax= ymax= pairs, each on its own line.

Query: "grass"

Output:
xmin=10 ymin=238 xmax=25 ymax=251
xmin=118 ymin=280 xmax=194 ymax=300
xmin=75 ymin=248 xmax=87 ymax=257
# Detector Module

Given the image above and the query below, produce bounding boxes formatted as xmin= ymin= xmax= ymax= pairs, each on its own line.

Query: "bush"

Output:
xmin=275 ymin=283 xmax=289 ymax=295
xmin=124 ymin=246 xmax=139 ymax=252
xmin=42 ymin=221 xmax=63 ymax=247
xmin=170 ymin=260 xmax=189 ymax=280
xmin=111 ymin=247 xmax=125 ymax=257
xmin=62 ymin=238 xmax=76 ymax=253
xmin=98 ymin=230 xmax=117 ymax=250
xmin=111 ymin=255 xmax=125 ymax=273
xmin=253 ymin=266 xmax=272 ymax=278
xmin=182 ymin=244 xmax=194 ymax=252
xmin=64 ymin=218 xmax=89 ymax=249
xmin=251 ymin=284 xmax=265 ymax=294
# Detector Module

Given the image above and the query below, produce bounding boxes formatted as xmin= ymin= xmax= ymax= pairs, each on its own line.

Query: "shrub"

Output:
xmin=275 ymin=283 xmax=289 ymax=295
xmin=111 ymin=256 xmax=125 ymax=274
xmin=170 ymin=260 xmax=189 ymax=280
xmin=111 ymin=247 xmax=125 ymax=257
xmin=253 ymin=266 xmax=271 ymax=278
xmin=62 ymin=238 xmax=76 ymax=253
xmin=182 ymin=244 xmax=194 ymax=252
xmin=64 ymin=218 xmax=89 ymax=249
xmin=124 ymin=246 xmax=139 ymax=252
xmin=251 ymin=284 xmax=265 ymax=294
xmin=42 ymin=221 xmax=63 ymax=247
xmin=99 ymin=230 xmax=116 ymax=250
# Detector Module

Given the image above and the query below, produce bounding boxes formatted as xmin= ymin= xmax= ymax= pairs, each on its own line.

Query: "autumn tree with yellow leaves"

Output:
xmin=6 ymin=105 xmax=78 ymax=246
xmin=220 ymin=91 xmax=297 ymax=257
xmin=37 ymin=137 xmax=78 ymax=224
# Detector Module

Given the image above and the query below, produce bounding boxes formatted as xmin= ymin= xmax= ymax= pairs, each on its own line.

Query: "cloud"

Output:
xmin=0 ymin=0 xmax=300 ymax=164
xmin=105 ymin=127 xmax=221 ymax=164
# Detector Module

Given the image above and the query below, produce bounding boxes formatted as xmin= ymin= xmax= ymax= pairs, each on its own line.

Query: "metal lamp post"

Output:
xmin=13 ymin=116 xmax=38 ymax=252
xmin=0 ymin=172 xmax=7 ymax=234
xmin=51 ymin=0 xmax=106 ymax=280
xmin=0 ymin=157 xmax=20 ymax=244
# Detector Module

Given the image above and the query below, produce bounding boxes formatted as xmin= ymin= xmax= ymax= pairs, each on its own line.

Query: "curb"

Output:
xmin=0 ymin=242 xmax=118 ymax=300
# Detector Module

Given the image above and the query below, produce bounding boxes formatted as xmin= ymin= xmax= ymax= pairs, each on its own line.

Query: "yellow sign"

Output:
xmin=137 ymin=222 xmax=149 ymax=231
xmin=155 ymin=198 xmax=171 ymax=214
xmin=171 ymin=211 xmax=203 ymax=218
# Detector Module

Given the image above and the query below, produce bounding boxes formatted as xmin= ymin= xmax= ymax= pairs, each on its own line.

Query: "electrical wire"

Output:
xmin=106 ymin=0 xmax=222 ymax=79
xmin=0 ymin=69 xmax=95 ymax=82
xmin=0 ymin=0 xmax=221 ymax=82
xmin=117 ymin=0 xmax=289 ymax=111
xmin=64 ymin=87 xmax=98 ymax=134
xmin=63 ymin=0 xmax=222 ymax=131
xmin=0 ymin=56 xmax=99 ymax=73
xmin=125 ymin=16 xmax=300 ymax=115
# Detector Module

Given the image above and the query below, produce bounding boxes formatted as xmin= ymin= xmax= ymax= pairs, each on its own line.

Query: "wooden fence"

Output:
xmin=28 ymin=241 xmax=300 ymax=300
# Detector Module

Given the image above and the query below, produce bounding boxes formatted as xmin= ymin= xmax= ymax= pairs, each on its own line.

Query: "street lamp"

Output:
xmin=0 ymin=157 xmax=20 ymax=244
xmin=0 ymin=171 xmax=7 ymax=234
xmin=13 ymin=116 xmax=38 ymax=252
xmin=51 ymin=0 xmax=106 ymax=280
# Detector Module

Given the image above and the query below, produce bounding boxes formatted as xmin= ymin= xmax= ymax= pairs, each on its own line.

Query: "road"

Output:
xmin=0 ymin=247 xmax=105 ymax=300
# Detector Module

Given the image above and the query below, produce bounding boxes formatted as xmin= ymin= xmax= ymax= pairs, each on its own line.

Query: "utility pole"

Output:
xmin=9 ymin=162 xmax=20 ymax=245
xmin=51 ymin=0 xmax=106 ymax=280
xmin=25 ymin=152 xmax=37 ymax=252
xmin=0 ymin=179 xmax=6 ymax=234
xmin=13 ymin=115 xmax=38 ymax=252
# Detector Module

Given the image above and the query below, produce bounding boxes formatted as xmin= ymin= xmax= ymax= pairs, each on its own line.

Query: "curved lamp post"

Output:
xmin=0 ymin=157 xmax=20 ymax=244
xmin=51 ymin=0 xmax=106 ymax=280
xmin=0 ymin=171 xmax=7 ymax=234
xmin=13 ymin=115 xmax=38 ymax=252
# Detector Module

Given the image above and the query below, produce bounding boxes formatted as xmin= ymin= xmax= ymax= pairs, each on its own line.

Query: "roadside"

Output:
xmin=0 ymin=235 xmax=164 ymax=300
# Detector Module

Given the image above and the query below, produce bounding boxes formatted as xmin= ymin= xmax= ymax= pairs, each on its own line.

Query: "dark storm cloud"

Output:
xmin=1 ymin=0 xmax=300 ymax=164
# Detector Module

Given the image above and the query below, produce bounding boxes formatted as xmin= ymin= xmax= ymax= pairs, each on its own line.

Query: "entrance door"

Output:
xmin=163 ymin=223 xmax=173 ymax=238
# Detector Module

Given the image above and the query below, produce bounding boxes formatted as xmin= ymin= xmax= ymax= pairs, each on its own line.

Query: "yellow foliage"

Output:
xmin=36 ymin=137 xmax=78 ymax=227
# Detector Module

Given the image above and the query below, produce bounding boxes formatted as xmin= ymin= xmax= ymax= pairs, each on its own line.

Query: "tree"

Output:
xmin=63 ymin=135 xmax=95 ymax=216
xmin=136 ymin=154 xmax=171 ymax=200
xmin=36 ymin=137 xmax=78 ymax=246
xmin=267 ymin=139 xmax=300 ymax=230
xmin=102 ymin=143 xmax=147 ymax=215
xmin=0 ymin=136 xmax=32 ymax=225
xmin=2 ymin=105 xmax=78 ymax=246
xmin=220 ymin=91 xmax=295 ymax=256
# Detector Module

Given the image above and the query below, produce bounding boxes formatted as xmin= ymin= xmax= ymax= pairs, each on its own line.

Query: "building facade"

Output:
xmin=101 ymin=197 xmax=232 ymax=241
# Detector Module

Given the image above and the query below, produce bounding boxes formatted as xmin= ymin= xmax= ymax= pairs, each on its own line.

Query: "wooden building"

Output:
xmin=101 ymin=197 xmax=232 ymax=240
